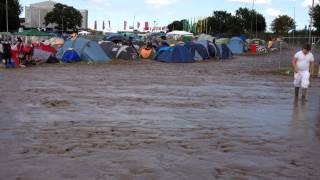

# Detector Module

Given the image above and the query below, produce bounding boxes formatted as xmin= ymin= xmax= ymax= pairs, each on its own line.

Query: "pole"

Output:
xmin=293 ymin=7 xmax=295 ymax=47
xmin=309 ymin=0 xmax=315 ymax=44
xmin=38 ymin=9 xmax=41 ymax=28
xmin=6 ymin=0 xmax=9 ymax=32
xmin=250 ymin=0 xmax=255 ymax=38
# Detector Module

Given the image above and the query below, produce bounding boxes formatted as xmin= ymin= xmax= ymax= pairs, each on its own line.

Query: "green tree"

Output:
xmin=271 ymin=15 xmax=295 ymax=35
xmin=44 ymin=3 xmax=82 ymax=32
xmin=167 ymin=20 xmax=189 ymax=32
xmin=0 ymin=0 xmax=22 ymax=31
xmin=310 ymin=4 xmax=320 ymax=33
xmin=236 ymin=7 xmax=266 ymax=33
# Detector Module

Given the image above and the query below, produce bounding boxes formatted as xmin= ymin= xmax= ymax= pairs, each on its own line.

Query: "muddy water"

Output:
xmin=0 ymin=57 xmax=320 ymax=180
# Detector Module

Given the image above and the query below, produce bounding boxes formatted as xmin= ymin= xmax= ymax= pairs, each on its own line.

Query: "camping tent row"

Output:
xmin=153 ymin=40 xmax=233 ymax=63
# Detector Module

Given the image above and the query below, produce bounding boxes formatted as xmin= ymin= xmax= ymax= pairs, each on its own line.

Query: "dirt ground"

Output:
xmin=0 ymin=49 xmax=320 ymax=180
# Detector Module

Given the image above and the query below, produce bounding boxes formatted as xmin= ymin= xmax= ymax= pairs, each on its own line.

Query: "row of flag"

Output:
xmin=93 ymin=20 xmax=166 ymax=31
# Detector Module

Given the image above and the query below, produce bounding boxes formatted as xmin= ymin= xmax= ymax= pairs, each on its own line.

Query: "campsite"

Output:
xmin=1 ymin=0 xmax=320 ymax=179
xmin=1 ymin=43 xmax=320 ymax=179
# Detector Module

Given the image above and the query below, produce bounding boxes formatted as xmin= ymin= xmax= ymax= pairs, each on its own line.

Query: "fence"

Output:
xmin=276 ymin=36 xmax=320 ymax=70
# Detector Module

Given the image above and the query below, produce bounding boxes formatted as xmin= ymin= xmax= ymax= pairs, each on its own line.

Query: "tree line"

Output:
xmin=168 ymin=4 xmax=320 ymax=36
xmin=2 ymin=0 xmax=320 ymax=36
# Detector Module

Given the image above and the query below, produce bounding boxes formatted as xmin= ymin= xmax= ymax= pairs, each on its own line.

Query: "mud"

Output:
xmin=0 ymin=49 xmax=320 ymax=180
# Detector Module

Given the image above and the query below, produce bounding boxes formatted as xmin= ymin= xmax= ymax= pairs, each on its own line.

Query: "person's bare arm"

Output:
xmin=292 ymin=57 xmax=298 ymax=73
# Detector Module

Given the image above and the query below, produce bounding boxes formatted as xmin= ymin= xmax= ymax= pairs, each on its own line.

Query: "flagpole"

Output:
xmin=6 ymin=0 xmax=9 ymax=32
xmin=309 ymin=0 xmax=315 ymax=44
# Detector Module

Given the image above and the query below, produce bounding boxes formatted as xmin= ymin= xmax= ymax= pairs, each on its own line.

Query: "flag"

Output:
xmin=108 ymin=20 xmax=111 ymax=29
xmin=94 ymin=20 xmax=97 ymax=30
xmin=144 ymin=21 xmax=149 ymax=31
xmin=124 ymin=21 xmax=127 ymax=30
xmin=102 ymin=21 xmax=105 ymax=30
xmin=137 ymin=22 xmax=141 ymax=29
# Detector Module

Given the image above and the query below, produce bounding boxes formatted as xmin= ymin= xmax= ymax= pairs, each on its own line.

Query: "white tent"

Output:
xmin=167 ymin=31 xmax=193 ymax=36
xmin=78 ymin=31 xmax=91 ymax=35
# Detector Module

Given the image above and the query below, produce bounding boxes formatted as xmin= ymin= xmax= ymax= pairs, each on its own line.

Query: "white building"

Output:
xmin=25 ymin=0 xmax=88 ymax=29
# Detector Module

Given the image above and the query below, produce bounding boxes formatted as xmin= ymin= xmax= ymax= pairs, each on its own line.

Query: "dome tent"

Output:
xmin=227 ymin=37 xmax=247 ymax=54
xmin=57 ymin=37 xmax=111 ymax=62
xmin=153 ymin=45 xmax=194 ymax=63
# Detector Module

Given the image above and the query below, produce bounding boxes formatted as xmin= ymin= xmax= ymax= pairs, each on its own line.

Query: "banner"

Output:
xmin=108 ymin=20 xmax=111 ymax=29
xmin=144 ymin=21 xmax=149 ymax=31
xmin=94 ymin=20 xmax=97 ymax=30
xmin=137 ymin=22 xmax=141 ymax=29
xmin=102 ymin=21 xmax=105 ymax=30
xmin=124 ymin=21 xmax=127 ymax=30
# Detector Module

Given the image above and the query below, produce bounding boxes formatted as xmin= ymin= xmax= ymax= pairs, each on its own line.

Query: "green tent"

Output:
xmin=15 ymin=29 xmax=51 ymax=37
xmin=216 ymin=38 xmax=230 ymax=45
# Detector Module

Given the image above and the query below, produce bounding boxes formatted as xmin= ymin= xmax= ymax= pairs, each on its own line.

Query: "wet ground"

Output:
xmin=0 ymin=49 xmax=320 ymax=180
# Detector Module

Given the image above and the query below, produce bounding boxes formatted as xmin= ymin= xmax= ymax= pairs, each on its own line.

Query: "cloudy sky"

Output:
xmin=20 ymin=0 xmax=316 ymax=31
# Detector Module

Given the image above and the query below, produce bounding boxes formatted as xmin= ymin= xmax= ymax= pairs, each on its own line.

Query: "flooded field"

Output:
xmin=0 ymin=51 xmax=319 ymax=180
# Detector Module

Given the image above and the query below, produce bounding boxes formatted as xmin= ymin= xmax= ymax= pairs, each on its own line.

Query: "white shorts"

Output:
xmin=294 ymin=71 xmax=310 ymax=88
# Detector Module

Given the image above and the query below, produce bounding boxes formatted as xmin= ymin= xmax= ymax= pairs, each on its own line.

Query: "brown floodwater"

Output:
xmin=0 ymin=52 xmax=319 ymax=180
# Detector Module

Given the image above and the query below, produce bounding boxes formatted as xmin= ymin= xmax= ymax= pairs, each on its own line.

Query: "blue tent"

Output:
xmin=208 ymin=42 xmax=221 ymax=59
xmin=184 ymin=42 xmax=209 ymax=60
xmin=216 ymin=44 xmax=233 ymax=59
xmin=153 ymin=45 xmax=194 ymax=63
xmin=227 ymin=37 xmax=246 ymax=54
xmin=61 ymin=49 xmax=81 ymax=63
xmin=57 ymin=37 xmax=111 ymax=62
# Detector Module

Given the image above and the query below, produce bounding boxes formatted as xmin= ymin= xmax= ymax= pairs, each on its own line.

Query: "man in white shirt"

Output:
xmin=292 ymin=44 xmax=315 ymax=101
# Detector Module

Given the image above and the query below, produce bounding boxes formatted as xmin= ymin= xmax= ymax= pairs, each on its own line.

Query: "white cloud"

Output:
xmin=90 ymin=0 xmax=111 ymax=6
xmin=145 ymin=0 xmax=179 ymax=7
xmin=266 ymin=8 xmax=282 ymax=17
xmin=228 ymin=0 xmax=271 ymax=4
xmin=302 ymin=0 xmax=319 ymax=7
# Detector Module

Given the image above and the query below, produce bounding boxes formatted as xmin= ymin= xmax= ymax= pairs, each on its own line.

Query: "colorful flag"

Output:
xmin=144 ymin=21 xmax=149 ymax=31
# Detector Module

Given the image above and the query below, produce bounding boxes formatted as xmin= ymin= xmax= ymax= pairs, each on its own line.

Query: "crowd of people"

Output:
xmin=0 ymin=37 xmax=47 ymax=68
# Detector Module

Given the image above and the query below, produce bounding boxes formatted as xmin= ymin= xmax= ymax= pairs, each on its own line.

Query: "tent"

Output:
xmin=197 ymin=34 xmax=215 ymax=42
xmin=100 ymin=41 xmax=121 ymax=59
xmin=216 ymin=38 xmax=230 ymax=45
xmin=15 ymin=29 xmax=51 ymax=37
xmin=61 ymin=49 xmax=81 ymax=63
xmin=217 ymin=44 xmax=233 ymax=59
xmin=184 ymin=41 xmax=209 ymax=61
xmin=103 ymin=34 xmax=127 ymax=43
xmin=167 ymin=31 xmax=193 ymax=36
xmin=115 ymin=45 xmax=139 ymax=60
xmin=79 ymin=31 xmax=91 ymax=35
xmin=153 ymin=45 xmax=194 ymax=63
xmin=227 ymin=37 xmax=246 ymax=54
xmin=208 ymin=42 xmax=221 ymax=59
xmin=56 ymin=37 xmax=111 ymax=62
xmin=139 ymin=47 xmax=155 ymax=59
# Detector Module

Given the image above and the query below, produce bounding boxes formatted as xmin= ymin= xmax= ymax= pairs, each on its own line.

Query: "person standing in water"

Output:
xmin=292 ymin=44 xmax=315 ymax=101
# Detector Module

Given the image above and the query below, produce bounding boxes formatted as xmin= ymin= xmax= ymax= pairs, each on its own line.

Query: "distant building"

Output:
xmin=24 ymin=0 xmax=88 ymax=30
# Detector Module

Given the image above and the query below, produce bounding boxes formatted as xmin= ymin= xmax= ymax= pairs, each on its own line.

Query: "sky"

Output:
xmin=20 ymin=0 xmax=317 ymax=31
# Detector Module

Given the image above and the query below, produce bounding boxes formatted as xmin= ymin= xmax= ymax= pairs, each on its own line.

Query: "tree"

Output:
xmin=236 ymin=7 xmax=266 ymax=33
xmin=310 ymin=4 xmax=320 ymax=33
xmin=44 ymin=3 xmax=82 ymax=32
xmin=271 ymin=15 xmax=295 ymax=35
xmin=168 ymin=20 xmax=186 ymax=32
xmin=0 ymin=0 xmax=22 ymax=31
